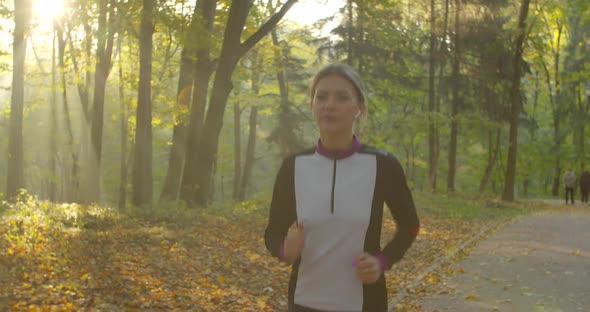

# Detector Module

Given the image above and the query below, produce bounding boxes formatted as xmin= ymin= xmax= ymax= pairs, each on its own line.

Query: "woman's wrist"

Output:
xmin=375 ymin=252 xmax=389 ymax=272
xmin=279 ymin=241 xmax=287 ymax=262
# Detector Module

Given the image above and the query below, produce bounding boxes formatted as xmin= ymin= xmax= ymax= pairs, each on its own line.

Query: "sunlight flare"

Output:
xmin=32 ymin=0 xmax=65 ymax=26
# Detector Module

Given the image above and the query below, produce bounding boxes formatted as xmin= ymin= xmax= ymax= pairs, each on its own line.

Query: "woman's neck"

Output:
xmin=320 ymin=132 xmax=355 ymax=151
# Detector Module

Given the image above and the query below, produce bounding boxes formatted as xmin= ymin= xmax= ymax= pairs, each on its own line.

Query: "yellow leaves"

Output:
xmin=246 ymin=251 xmax=261 ymax=262
xmin=2 ymin=200 xmax=510 ymax=311
xmin=465 ymin=293 xmax=478 ymax=300
xmin=217 ymin=275 xmax=230 ymax=285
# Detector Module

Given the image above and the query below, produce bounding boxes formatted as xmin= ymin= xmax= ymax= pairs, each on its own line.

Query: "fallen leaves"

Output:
xmin=0 ymin=199 xmax=509 ymax=311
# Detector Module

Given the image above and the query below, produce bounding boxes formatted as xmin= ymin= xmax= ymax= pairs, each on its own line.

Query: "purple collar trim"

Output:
xmin=316 ymin=136 xmax=362 ymax=160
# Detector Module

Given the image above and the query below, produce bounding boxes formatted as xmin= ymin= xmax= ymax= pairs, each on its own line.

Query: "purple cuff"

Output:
xmin=375 ymin=252 xmax=390 ymax=272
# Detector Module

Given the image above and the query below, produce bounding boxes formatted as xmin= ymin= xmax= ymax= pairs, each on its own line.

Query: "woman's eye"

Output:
xmin=315 ymin=95 xmax=327 ymax=101
xmin=337 ymin=95 xmax=350 ymax=102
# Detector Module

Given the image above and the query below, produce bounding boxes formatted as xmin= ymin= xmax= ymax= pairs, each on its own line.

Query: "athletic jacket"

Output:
xmin=264 ymin=138 xmax=420 ymax=312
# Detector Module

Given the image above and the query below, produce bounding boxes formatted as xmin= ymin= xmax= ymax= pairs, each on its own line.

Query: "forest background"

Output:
xmin=1 ymin=0 xmax=589 ymax=206
xmin=1 ymin=0 xmax=590 ymax=310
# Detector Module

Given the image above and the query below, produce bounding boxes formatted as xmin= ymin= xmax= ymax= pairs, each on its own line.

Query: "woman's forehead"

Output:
xmin=315 ymin=75 xmax=356 ymax=91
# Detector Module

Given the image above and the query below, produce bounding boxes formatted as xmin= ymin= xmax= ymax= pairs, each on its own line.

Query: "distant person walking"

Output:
xmin=580 ymin=170 xmax=590 ymax=203
xmin=564 ymin=169 xmax=576 ymax=204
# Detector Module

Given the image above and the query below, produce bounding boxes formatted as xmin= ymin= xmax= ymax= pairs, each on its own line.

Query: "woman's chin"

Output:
xmin=319 ymin=124 xmax=349 ymax=136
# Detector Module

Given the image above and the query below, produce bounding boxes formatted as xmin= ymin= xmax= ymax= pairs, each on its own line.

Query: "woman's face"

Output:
xmin=312 ymin=74 xmax=363 ymax=137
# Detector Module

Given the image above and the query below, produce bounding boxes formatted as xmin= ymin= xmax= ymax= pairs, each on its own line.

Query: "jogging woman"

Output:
xmin=264 ymin=63 xmax=420 ymax=312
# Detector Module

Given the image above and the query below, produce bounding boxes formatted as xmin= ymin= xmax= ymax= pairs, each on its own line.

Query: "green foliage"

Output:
xmin=414 ymin=191 xmax=527 ymax=220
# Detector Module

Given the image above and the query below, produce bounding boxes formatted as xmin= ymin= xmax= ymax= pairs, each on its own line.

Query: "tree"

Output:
xmin=502 ymin=0 xmax=531 ymax=201
xmin=182 ymin=0 xmax=297 ymax=207
xmin=427 ymin=0 xmax=438 ymax=192
xmin=176 ymin=0 xmax=218 ymax=203
xmin=447 ymin=0 xmax=461 ymax=193
xmin=6 ymin=0 xmax=32 ymax=199
xmin=89 ymin=0 xmax=117 ymax=202
xmin=132 ymin=0 xmax=154 ymax=208
xmin=56 ymin=17 xmax=80 ymax=202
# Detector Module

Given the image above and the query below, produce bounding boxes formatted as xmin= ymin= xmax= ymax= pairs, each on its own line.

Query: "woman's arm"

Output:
xmin=264 ymin=157 xmax=297 ymax=260
xmin=379 ymin=154 xmax=420 ymax=270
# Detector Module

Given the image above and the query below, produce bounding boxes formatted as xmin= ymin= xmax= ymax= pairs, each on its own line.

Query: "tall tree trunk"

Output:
xmin=346 ymin=0 xmax=354 ymax=66
xmin=551 ymin=24 xmax=563 ymax=197
xmin=537 ymin=23 xmax=563 ymax=197
xmin=434 ymin=0 xmax=449 ymax=190
xmin=117 ymin=33 xmax=128 ymax=209
xmin=57 ymin=21 xmax=79 ymax=202
xmin=160 ymin=0 xmax=213 ymax=202
xmin=270 ymin=30 xmax=300 ymax=157
xmin=6 ymin=0 xmax=31 ymax=199
xmin=447 ymin=0 xmax=460 ymax=193
xmin=50 ymin=28 xmax=58 ymax=201
xmin=188 ymin=0 xmax=297 ymax=207
xmin=236 ymin=48 xmax=263 ymax=200
xmin=180 ymin=0 xmax=218 ymax=204
xmin=66 ymin=14 xmax=92 ymax=202
xmin=583 ymin=85 xmax=590 ymax=169
xmin=427 ymin=0 xmax=437 ymax=192
xmin=502 ymin=0 xmax=530 ymax=201
xmin=238 ymin=106 xmax=257 ymax=200
xmin=233 ymin=100 xmax=242 ymax=200
xmin=89 ymin=0 xmax=116 ymax=203
xmin=132 ymin=0 xmax=154 ymax=208
xmin=479 ymin=128 xmax=501 ymax=192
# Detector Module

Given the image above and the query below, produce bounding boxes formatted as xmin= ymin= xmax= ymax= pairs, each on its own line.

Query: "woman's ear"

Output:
xmin=354 ymin=111 xmax=361 ymax=119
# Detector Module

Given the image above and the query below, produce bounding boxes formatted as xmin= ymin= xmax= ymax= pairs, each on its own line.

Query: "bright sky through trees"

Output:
xmin=32 ymin=0 xmax=65 ymax=27
xmin=285 ymin=0 xmax=343 ymax=25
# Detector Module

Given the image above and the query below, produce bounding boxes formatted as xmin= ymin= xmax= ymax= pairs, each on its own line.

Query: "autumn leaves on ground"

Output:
xmin=0 ymin=192 xmax=527 ymax=311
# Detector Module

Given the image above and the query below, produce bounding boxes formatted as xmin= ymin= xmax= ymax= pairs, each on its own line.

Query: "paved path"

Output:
xmin=420 ymin=211 xmax=590 ymax=312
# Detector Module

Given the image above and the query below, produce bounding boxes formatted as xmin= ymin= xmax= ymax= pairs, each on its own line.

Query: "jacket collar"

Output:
xmin=316 ymin=135 xmax=362 ymax=160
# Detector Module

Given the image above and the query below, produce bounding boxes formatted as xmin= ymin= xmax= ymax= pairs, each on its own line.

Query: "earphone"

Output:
xmin=354 ymin=111 xmax=361 ymax=119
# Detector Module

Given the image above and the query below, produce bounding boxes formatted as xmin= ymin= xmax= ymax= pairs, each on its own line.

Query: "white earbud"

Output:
xmin=354 ymin=111 xmax=361 ymax=119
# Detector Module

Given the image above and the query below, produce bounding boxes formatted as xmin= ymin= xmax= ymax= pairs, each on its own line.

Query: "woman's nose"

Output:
xmin=323 ymin=95 xmax=337 ymax=109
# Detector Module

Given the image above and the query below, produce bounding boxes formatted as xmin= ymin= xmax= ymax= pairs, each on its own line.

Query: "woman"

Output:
xmin=264 ymin=63 xmax=420 ymax=312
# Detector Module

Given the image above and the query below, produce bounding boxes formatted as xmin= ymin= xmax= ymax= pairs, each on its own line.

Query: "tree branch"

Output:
xmin=239 ymin=0 xmax=298 ymax=57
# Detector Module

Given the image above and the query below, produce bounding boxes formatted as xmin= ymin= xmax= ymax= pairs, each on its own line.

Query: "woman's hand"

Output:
xmin=355 ymin=253 xmax=382 ymax=284
xmin=283 ymin=222 xmax=305 ymax=264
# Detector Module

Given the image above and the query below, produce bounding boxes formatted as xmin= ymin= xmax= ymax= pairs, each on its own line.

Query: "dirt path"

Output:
xmin=419 ymin=210 xmax=590 ymax=312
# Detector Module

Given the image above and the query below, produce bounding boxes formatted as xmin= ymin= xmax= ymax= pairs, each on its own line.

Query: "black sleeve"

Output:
xmin=264 ymin=156 xmax=297 ymax=259
xmin=380 ymin=154 xmax=420 ymax=268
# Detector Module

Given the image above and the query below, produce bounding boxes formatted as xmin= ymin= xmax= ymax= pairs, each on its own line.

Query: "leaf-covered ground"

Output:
xmin=0 ymin=196 xmax=527 ymax=311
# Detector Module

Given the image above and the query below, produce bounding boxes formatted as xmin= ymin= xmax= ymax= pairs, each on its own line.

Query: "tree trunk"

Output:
xmin=132 ymin=0 xmax=154 ymax=208
xmin=238 ymin=106 xmax=257 ymax=200
xmin=180 ymin=0 xmax=218 ymax=204
xmin=346 ymin=0 xmax=354 ymax=66
xmin=6 ymin=0 xmax=31 ymax=199
xmin=447 ymin=0 xmax=460 ymax=193
xmin=479 ymin=128 xmax=501 ymax=193
xmin=117 ymin=33 xmax=128 ymax=209
xmin=502 ymin=0 xmax=530 ymax=201
xmin=57 ymin=21 xmax=80 ymax=202
xmin=427 ymin=0 xmax=437 ymax=192
xmin=66 ymin=16 xmax=92 ymax=202
xmin=159 ymin=4 xmax=204 ymax=201
xmin=50 ymin=29 xmax=58 ymax=201
xmin=89 ymin=0 xmax=116 ymax=203
xmin=271 ymin=29 xmax=300 ymax=158
xmin=188 ymin=0 xmax=297 ymax=207
xmin=433 ymin=0 xmax=449 ymax=191
xmin=233 ymin=100 xmax=241 ymax=200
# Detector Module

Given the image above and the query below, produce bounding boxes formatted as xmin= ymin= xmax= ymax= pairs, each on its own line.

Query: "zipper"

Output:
xmin=330 ymin=156 xmax=337 ymax=214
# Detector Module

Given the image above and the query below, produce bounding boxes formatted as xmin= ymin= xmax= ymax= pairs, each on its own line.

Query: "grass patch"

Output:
xmin=413 ymin=191 xmax=528 ymax=220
